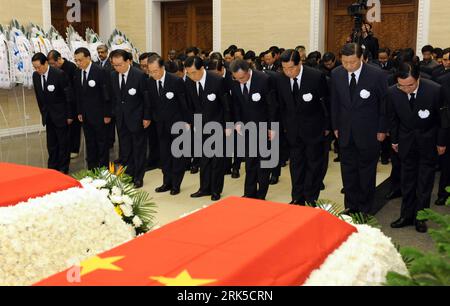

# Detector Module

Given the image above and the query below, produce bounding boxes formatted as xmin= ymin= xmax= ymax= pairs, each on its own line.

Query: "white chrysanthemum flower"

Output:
xmin=132 ymin=216 xmax=143 ymax=228
xmin=110 ymin=195 xmax=124 ymax=205
xmin=111 ymin=186 xmax=122 ymax=197
xmin=122 ymin=195 xmax=133 ymax=206
xmin=79 ymin=177 xmax=93 ymax=185
xmin=120 ymin=204 xmax=134 ymax=217
xmin=91 ymin=179 xmax=107 ymax=189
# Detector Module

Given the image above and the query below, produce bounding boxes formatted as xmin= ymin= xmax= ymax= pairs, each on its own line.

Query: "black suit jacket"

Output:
xmin=388 ymin=79 xmax=448 ymax=158
xmin=331 ymin=63 xmax=388 ymax=149
xmin=95 ymin=59 xmax=113 ymax=73
xmin=74 ymin=63 xmax=111 ymax=127
xmin=230 ymin=70 xmax=277 ymax=125
xmin=436 ymin=73 xmax=450 ymax=130
xmin=276 ymin=66 xmax=330 ymax=145
xmin=147 ymin=71 xmax=190 ymax=124
xmin=33 ymin=66 xmax=73 ymax=127
xmin=185 ymin=71 xmax=231 ymax=125
xmin=111 ymin=66 xmax=151 ymax=133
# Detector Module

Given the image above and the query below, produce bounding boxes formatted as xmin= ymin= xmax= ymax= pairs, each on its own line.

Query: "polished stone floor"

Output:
xmin=1 ymin=132 xmax=448 ymax=253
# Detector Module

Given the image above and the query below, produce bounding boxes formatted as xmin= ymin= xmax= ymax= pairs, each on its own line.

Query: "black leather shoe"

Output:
xmin=415 ymin=220 xmax=428 ymax=233
xmin=340 ymin=208 xmax=359 ymax=215
xmin=231 ymin=169 xmax=240 ymax=179
xmin=134 ymin=180 xmax=144 ymax=189
xmin=435 ymin=197 xmax=447 ymax=206
xmin=334 ymin=157 xmax=341 ymax=162
xmin=170 ymin=189 xmax=180 ymax=196
xmin=391 ymin=217 xmax=414 ymax=229
xmin=381 ymin=159 xmax=390 ymax=165
xmin=155 ymin=185 xmax=171 ymax=193
xmin=211 ymin=193 xmax=221 ymax=201
xmin=341 ymin=188 xmax=345 ymax=194
xmin=190 ymin=166 xmax=199 ymax=174
xmin=191 ymin=191 xmax=211 ymax=198
xmin=225 ymin=168 xmax=232 ymax=175
xmin=289 ymin=200 xmax=305 ymax=206
xmin=269 ymin=176 xmax=279 ymax=185
xmin=320 ymin=183 xmax=325 ymax=191
xmin=385 ymin=190 xmax=402 ymax=201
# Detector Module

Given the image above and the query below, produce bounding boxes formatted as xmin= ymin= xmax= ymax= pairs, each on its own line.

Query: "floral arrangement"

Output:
xmin=386 ymin=189 xmax=450 ymax=286
xmin=304 ymin=224 xmax=409 ymax=285
xmin=0 ymin=185 xmax=134 ymax=286
xmin=74 ymin=163 xmax=157 ymax=236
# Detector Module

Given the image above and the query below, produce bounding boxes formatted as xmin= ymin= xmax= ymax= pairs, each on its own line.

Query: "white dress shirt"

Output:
xmin=196 ymin=69 xmax=207 ymax=95
xmin=119 ymin=65 xmax=131 ymax=88
xmin=348 ymin=62 xmax=363 ymax=85
xmin=240 ymin=69 xmax=253 ymax=94
xmin=290 ymin=66 xmax=304 ymax=91
xmin=42 ymin=66 xmax=50 ymax=91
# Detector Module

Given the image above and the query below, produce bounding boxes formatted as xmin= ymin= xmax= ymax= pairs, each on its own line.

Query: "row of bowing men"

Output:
xmin=31 ymin=44 xmax=449 ymax=234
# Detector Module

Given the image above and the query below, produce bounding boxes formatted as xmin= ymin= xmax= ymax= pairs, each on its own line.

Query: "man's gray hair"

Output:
xmin=229 ymin=59 xmax=250 ymax=73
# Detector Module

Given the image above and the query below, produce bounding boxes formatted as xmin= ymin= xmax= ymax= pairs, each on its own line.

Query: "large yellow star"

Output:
xmin=79 ymin=256 xmax=125 ymax=277
xmin=150 ymin=270 xmax=216 ymax=286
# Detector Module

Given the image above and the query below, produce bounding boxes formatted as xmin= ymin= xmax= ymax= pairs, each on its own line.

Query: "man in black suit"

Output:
xmin=388 ymin=62 xmax=448 ymax=233
xmin=373 ymin=48 xmax=394 ymax=72
xmin=185 ymin=56 xmax=232 ymax=201
xmin=147 ymin=55 xmax=190 ymax=195
xmin=277 ymin=49 xmax=329 ymax=205
xmin=32 ymin=53 xmax=73 ymax=174
xmin=95 ymin=45 xmax=112 ymax=71
xmin=230 ymin=59 xmax=277 ymax=200
xmin=434 ymin=71 xmax=450 ymax=206
xmin=73 ymin=48 xmax=111 ymax=170
xmin=431 ymin=48 xmax=450 ymax=82
xmin=263 ymin=51 xmax=280 ymax=72
xmin=95 ymin=44 xmax=116 ymax=152
xmin=420 ymin=45 xmax=440 ymax=76
xmin=110 ymin=50 xmax=151 ymax=188
xmin=319 ymin=52 xmax=342 ymax=78
xmin=331 ymin=43 xmax=389 ymax=215
xmin=47 ymin=50 xmax=81 ymax=160
xmin=206 ymin=56 xmax=242 ymax=179
xmin=139 ymin=52 xmax=160 ymax=171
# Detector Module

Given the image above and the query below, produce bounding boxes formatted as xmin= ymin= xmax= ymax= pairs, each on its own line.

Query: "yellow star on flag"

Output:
xmin=79 ymin=256 xmax=125 ymax=277
xmin=150 ymin=270 xmax=216 ymax=286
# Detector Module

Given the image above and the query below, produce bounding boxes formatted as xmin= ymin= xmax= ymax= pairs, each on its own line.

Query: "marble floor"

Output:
xmin=1 ymin=132 xmax=448 ymax=252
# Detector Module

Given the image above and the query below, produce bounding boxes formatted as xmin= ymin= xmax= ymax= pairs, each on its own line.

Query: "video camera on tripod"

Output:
xmin=348 ymin=0 xmax=368 ymax=45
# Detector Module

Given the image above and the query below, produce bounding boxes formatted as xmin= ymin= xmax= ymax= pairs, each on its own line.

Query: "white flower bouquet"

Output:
xmin=73 ymin=163 xmax=157 ymax=235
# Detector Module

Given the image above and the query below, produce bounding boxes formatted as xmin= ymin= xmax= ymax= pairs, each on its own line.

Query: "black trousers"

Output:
xmin=118 ymin=123 xmax=147 ymax=182
xmin=438 ymin=137 xmax=450 ymax=199
xmin=400 ymin=146 xmax=437 ymax=219
xmin=69 ymin=118 xmax=81 ymax=154
xmin=225 ymin=130 xmax=243 ymax=171
xmin=158 ymin=121 xmax=185 ymax=189
xmin=46 ymin=119 xmax=70 ymax=174
xmin=244 ymin=157 xmax=271 ymax=200
xmin=108 ymin=117 xmax=116 ymax=149
xmin=270 ymin=130 xmax=289 ymax=178
xmin=83 ymin=121 xmax=109 ymax=170
xmin=390 ymin=149 xmax=402 ymax=193
xmin=320 ymin=134 xmax=332 ymax=187
xmin=340 ymin=140 xmax=379 ymax=214
xmin=290 ymin=139 xmax=325 ymax=204
xmin=199 ymin=156 xmax=225 ymax=194
xmin=380 ymin=136 xmax=391 ymax=162
xmin=146 ymin=121 xmax=160 ymax=168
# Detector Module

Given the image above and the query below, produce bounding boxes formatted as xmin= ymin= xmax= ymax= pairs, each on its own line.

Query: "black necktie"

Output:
xmin=42 ymin=75 xmax=47 ymax=91
xmin=82 ymin=71 xmax=87 ymax=89
xmin=158 ymin=80 xmax=163 ymax=97
xmin=120 ymin=74 xmax=126 ymax=101
xmin=243 ymin=83 xmax=249 ymax=101
xmin=292 ymin=77 xmax=300 ymax=102
xmin=349 ymin=73 xmax=357 ymax=102
xmin=409 ymin=93 xmax=416 ymax=110
xmin=198 ymin=82 xmax=204 ymax=99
